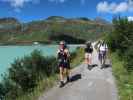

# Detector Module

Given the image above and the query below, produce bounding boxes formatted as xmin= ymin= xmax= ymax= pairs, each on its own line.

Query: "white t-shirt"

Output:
xmin=98 ymin=44 xmax=108 ymax=51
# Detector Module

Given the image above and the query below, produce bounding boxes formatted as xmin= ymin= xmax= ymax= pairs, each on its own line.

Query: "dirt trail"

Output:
xmin=39 ymin=43 xmax=118 ymax=100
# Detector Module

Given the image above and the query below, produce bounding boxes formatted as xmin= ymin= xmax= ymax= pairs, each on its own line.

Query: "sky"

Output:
xmin=0 ymin=0 xmax=133 ymax=22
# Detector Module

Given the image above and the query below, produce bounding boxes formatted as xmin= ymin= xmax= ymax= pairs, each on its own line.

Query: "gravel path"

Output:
xmin=39 ymin=43 xmax=118 ymax=100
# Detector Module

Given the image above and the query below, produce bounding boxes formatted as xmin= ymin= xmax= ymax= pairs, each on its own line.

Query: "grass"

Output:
xmin=17 ymin=47 xmax=84 ymax=100
xmin=17 ymin=75 xmax=58 ymax=100
xmin=70 ymin=47 xmax=84 ymax=68
xmin=111 ymin=53 xmax=133 ymax=100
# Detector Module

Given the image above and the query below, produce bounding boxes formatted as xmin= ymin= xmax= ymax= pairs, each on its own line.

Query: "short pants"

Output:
xmin=98 ymin=51 xmax=106 ymax=60
xmin=58 ymin=60 xmax=70 ymax=69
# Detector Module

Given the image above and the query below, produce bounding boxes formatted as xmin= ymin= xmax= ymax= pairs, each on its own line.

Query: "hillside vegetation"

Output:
xmin=0 ymin=48 xmax=84 ymax=100
xmin=106 ymin=17 xmax=133 ymax=100
xmin=0 ymin=16 xmax=112 ymax=44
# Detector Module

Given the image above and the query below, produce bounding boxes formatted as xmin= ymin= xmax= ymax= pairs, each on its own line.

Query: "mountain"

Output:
xmin=46 ymin=16 xmax=66 ymax=21
xmin=0 ymin=17 xmax=21 ymax=34
xmin=94 ymin=17 xmax=110 ymax=24
xmin=0 ymin=17 xmax=20 ymax=24
xmin=0 ymin=16 xmax=112 ymax=44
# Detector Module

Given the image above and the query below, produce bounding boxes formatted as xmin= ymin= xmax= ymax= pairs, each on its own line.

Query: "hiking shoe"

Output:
xmin=59 ymin=81 xmax=64 ymax=88
xmin=67 ymin=76 xmax=70 ymax=82
xmin=88 ymin=64 xmax=91 ymax=70
xmin=100 ymin=64 xmax=104 ymax=69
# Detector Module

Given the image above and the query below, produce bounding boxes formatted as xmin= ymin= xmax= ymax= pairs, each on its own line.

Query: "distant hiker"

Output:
xmin=57 ymin=41 xmax=70 ymax=88
xmin=84 ymin=41 xmax=93 ymax=68
xmin=97 ymin=40 xmax=108 ymax=67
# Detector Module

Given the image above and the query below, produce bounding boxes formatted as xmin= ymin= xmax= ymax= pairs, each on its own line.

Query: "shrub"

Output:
xmin=0 ymin=50 xmax=58 ymax=99
xmin=0 ymin=48 xmax=79 ymax=99
xmin=106 ymin=16 xmax=133 ymax=72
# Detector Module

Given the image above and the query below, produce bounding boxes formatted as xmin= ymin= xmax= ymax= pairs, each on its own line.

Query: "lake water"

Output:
xmin=0 ymin=45 xmax=80 ymax=80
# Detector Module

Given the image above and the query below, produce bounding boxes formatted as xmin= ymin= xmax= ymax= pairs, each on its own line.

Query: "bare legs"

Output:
xmin=85 ymin=54 xmax=92 ymax=65
xmin=59 ymin=67 xmax=70 ymax=87
xmin=59 ymin=67 xmax=64 ymax=82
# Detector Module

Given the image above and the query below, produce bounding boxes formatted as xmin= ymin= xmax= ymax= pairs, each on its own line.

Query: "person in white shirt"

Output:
xmin=97 ymin=40 xmax=108 ymax=66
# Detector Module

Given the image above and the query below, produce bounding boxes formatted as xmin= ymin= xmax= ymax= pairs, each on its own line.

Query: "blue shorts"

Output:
xmin=98 ymin=51 xmax=106 ymax=60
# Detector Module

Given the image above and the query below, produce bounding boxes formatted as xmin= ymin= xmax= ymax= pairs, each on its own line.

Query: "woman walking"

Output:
xmin=97 ymin=40 xmax=108 ymax=67
xmin=57 ymin=41 xmax=70 ymax=88
xmin=84 ymin=41 xmax=93 ymax=69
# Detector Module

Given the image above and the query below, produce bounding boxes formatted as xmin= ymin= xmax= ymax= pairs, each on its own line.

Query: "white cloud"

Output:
xmin=0 ymin=0 xmax=87 ymax=12
xmin=128 ymin=16 xmax=133 ymax=21
xmin=1 ymin=0 xmax=31 ymax=8
xmin=114 ymin=2 xmax=128 ymax=13
xmin=1 ymin=0 xmax=86 ymax=10
xmin=97 ymin=0 xmax=133 ymax=13
xmin=97 ymin=1 xmax=110 ymax=13
xmin=1 ymin=0 xmax=40 ymax=12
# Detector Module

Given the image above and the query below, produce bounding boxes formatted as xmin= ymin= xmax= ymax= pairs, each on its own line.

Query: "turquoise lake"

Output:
xmin=0 ymin=45 xmax=80 ymax=80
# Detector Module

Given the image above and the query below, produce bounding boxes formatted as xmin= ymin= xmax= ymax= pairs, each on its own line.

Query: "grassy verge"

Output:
xmin=17 ymin=75 xmax=58 ymax=100
xmin=17 ymin=47 xmax=84 ymax=100
xmin=70 ymin=47 xmax=84 ymax=68
xmin=111 ymin=53 xmax=133 ymax=100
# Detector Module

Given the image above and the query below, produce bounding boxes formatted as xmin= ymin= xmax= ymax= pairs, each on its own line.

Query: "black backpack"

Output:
xmin=85 ymin=45 xmax=93 ymax=53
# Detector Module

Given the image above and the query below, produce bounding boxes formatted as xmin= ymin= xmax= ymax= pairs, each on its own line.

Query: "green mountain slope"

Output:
xmin=0 ymin=16 xmax=112 ymax=44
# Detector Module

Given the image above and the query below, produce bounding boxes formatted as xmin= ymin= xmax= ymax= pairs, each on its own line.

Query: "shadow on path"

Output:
xmin=101 ymin=64 xmax=112 ymax=69
xmin=88 ymin=64 xmax=98 ymax=70
xmin=70 ymin=74 xmax=82 ymax=82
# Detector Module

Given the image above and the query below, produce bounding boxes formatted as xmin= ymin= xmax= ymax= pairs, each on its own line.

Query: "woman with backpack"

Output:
xmin=57 ymin=41 xmax=70 ymax=88
xmin=84 ymin=41 xmax=93 ymax=68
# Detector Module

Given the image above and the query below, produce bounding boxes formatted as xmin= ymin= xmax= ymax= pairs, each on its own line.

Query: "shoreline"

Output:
xmin=0 ymin=42 xmax=85 ymax=46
